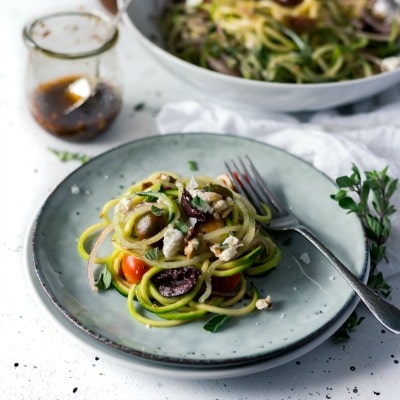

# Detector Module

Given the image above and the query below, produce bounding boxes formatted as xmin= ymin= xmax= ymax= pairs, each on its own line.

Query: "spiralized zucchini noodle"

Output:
xmin=161 ymin=0 xmax=400 ymax=83
xmin=77 ymin=171 xmax=281 ymax=328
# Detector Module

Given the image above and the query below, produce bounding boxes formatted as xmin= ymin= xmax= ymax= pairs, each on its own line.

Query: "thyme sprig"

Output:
xmin=48 ymin=147 xmax=90 ymax=164
xmin=330 ymin=164 xmax=398 ymax=339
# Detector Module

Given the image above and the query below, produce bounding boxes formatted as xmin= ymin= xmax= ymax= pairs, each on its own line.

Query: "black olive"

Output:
xmin=152 ymin=267 xmax=201 ymax=297
xmin=273 ymin=0 xmax=303 ymax=6
xmin=134 ymin=212 xmax=165 ymax=239
xmin=181 ymin=190 xmax=207 ymax=221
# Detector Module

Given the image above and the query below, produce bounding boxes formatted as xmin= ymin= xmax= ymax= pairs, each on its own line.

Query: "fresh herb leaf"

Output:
xmin=331 ymin=164 xmax=397 ymax=278
xmin=151 ymin=205 xmax=165 ymax=216
xmin=48 ymin=148 xmax=90 ymax=164
xmin=188 ymin=160 xmax=198 ymax=171
xmin=331 ymin=164 xmax=398 ymax=339
xmin=136 ymin=191 xmax=159 ymax=203
xmin=145 ymin=248 xmax=160 ymax=261
xmin=191 ymin=195 xmax=207 ymax=209
xmin=133 ymin=102 xmax=145 ymax=111
xmin=333 ymin=311 xmax=365 ymax=341
xmin=174 ymin=220 xmax=189 ymax=235
xmin=203 ymin=314 xmax=230 ymax=333
xmin=368 ymin=271 xmax=392 ymax=298
xmin=95 ymin=267 xmax=112 ymax=290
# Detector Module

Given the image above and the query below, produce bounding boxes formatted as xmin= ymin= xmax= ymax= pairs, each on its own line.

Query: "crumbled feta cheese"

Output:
xmin=256 ymin=295 xmax=273 ymax=310
xmin=115 ymin=197 xmax=132 ymax=214
xmin=186 ymin=176 xmax=199 ymax=191
xmin=158 ymin=173 xmax=173 ymax=186
xmin=213 ymin=199 xmax=228 ymax=214
xmin=189 ymin=217 xmax=197 ymax=227
xmin=190 ymin=190 xmax=214 ymax=213
xmin=162 ymin=224 xmax=184 ymax=259
xmin=186 ymin=0 xmax=203 ymax=8
xmin=381 ymin=56 xmax=400 ymax=72
xmin=210 ymin=235 xmax=242 ymax=261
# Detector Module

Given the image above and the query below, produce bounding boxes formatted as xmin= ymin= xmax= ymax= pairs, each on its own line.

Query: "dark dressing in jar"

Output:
xmin=23 ymin=11 xmax=122 ymax=142
xmin=30 ymin=75 xmax=121 ymax=141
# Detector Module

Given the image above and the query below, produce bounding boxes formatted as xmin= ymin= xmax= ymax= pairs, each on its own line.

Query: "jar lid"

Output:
xmin=23 ymin=11 xmax=119 ymax=59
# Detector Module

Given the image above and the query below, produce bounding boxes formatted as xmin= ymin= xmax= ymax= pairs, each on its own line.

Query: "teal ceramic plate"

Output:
xmin=29 ymin=133 xmax=368 ymax=374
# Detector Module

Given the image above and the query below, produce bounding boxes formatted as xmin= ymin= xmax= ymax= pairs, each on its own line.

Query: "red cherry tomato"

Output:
xmin=121 ymin=255 xmax=150 ymax=284
xmin=212 ymin=273 xmax=242 ymax=294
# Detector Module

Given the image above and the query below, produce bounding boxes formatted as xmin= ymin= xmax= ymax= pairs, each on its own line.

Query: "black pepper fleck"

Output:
xmin=72 ymin=387 xmax=78 ymax=393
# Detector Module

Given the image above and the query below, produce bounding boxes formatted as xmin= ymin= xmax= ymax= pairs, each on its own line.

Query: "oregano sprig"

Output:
xmin=48 ymin=147 xmax=90 ymax=164
xmin=330 ymin=164 xmax=398 ymax=339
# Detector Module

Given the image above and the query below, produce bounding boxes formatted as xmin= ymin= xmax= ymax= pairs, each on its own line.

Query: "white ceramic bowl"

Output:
xmin=124 ymin=0 xmax=400 ymax=112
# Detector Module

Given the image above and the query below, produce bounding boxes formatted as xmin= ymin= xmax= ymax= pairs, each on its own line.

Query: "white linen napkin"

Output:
xmin=156 ymin=99 xmax=400 ymax=278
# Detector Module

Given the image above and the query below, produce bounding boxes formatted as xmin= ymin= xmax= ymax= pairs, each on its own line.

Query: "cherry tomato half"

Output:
xmin=212 ymin=273 xmax=242 ymax=294
xmin=121 ymin=255 xmax=150 ymax=284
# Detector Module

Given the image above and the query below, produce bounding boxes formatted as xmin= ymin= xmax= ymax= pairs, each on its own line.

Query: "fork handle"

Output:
xmin=294 ymin=225 xmax=400 ymax=334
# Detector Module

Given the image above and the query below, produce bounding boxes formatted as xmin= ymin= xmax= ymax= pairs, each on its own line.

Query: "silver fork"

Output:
xmin=225 ymin=156 xmax=400 ymax=334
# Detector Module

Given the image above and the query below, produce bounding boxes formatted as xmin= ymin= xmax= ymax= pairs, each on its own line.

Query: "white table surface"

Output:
xmin=1 ymin=1 xmax=399 ymax=399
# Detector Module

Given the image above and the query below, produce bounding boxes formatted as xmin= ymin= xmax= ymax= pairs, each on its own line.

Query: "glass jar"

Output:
xmin=23 ymin=10 xmax=122 ymax=142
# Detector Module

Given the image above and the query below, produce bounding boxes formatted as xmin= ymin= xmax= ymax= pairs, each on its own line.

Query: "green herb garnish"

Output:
xmin=95 ymin=267 xmax=112 ymax=290
xmin=191 ymin=195 xmax=207 ymax=209
xmin=333 ymin=311 xmax=365 ymax=341
xmin=48 ymin=148 xmax=90 ymax=164
xmin=133 ymin=102 xmax=145 ymax=111
xmin=145 ymin=248 xmax=160 ymax=261
xmin=331 ymin=164 xmax=398 ymax=339
xmin=188 ymin=160 xmax=198 ymax=171
xmin=151 ymin=205 xmax=165 ymax=216
xmin=203 ymin=314 xmax=230 ymax=332
xmin=174 ymin=220 xmax=189 ymax=235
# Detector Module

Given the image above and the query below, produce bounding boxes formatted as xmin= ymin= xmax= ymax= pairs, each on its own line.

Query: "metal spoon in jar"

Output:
xmin=64 ymin=0 xmax=132 ymax=114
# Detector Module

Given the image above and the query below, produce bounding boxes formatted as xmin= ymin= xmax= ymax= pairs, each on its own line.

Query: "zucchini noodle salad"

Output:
xmin=77 ymin=171 xmax=281 ymax=331
xmin=161 ymin=0 xmax=400 ymax=83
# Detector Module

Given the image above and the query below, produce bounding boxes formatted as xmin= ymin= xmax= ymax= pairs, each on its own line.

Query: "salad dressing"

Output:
xmin=30 ymin=75 xmax=121 ymax=142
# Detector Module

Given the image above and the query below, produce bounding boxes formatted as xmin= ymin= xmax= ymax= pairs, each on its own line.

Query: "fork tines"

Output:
xmin=225 ymin=157 xmax=271 ymax=216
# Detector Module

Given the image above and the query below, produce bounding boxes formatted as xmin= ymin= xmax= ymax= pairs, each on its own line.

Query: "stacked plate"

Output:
xmin=25 ymin=133 xmax=368 ymax=379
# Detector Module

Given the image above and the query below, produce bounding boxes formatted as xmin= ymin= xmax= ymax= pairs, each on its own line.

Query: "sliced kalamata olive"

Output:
xmin=203 ymin=183 xmax=233 ymax=198
xmin=134 ymin=212 xmax=165 ymax=239
xmin=284 ymin=16 xmax=316 ymax=33
xmin=362 ymin=12 xmax=392 ymax=35
xmin=274 ymin=0 xmax=303 ymax=6
xmin=152 ymin=266 xmax=201 ymax=297
xmin=181 ymin=189 xmax=207 ymax=221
